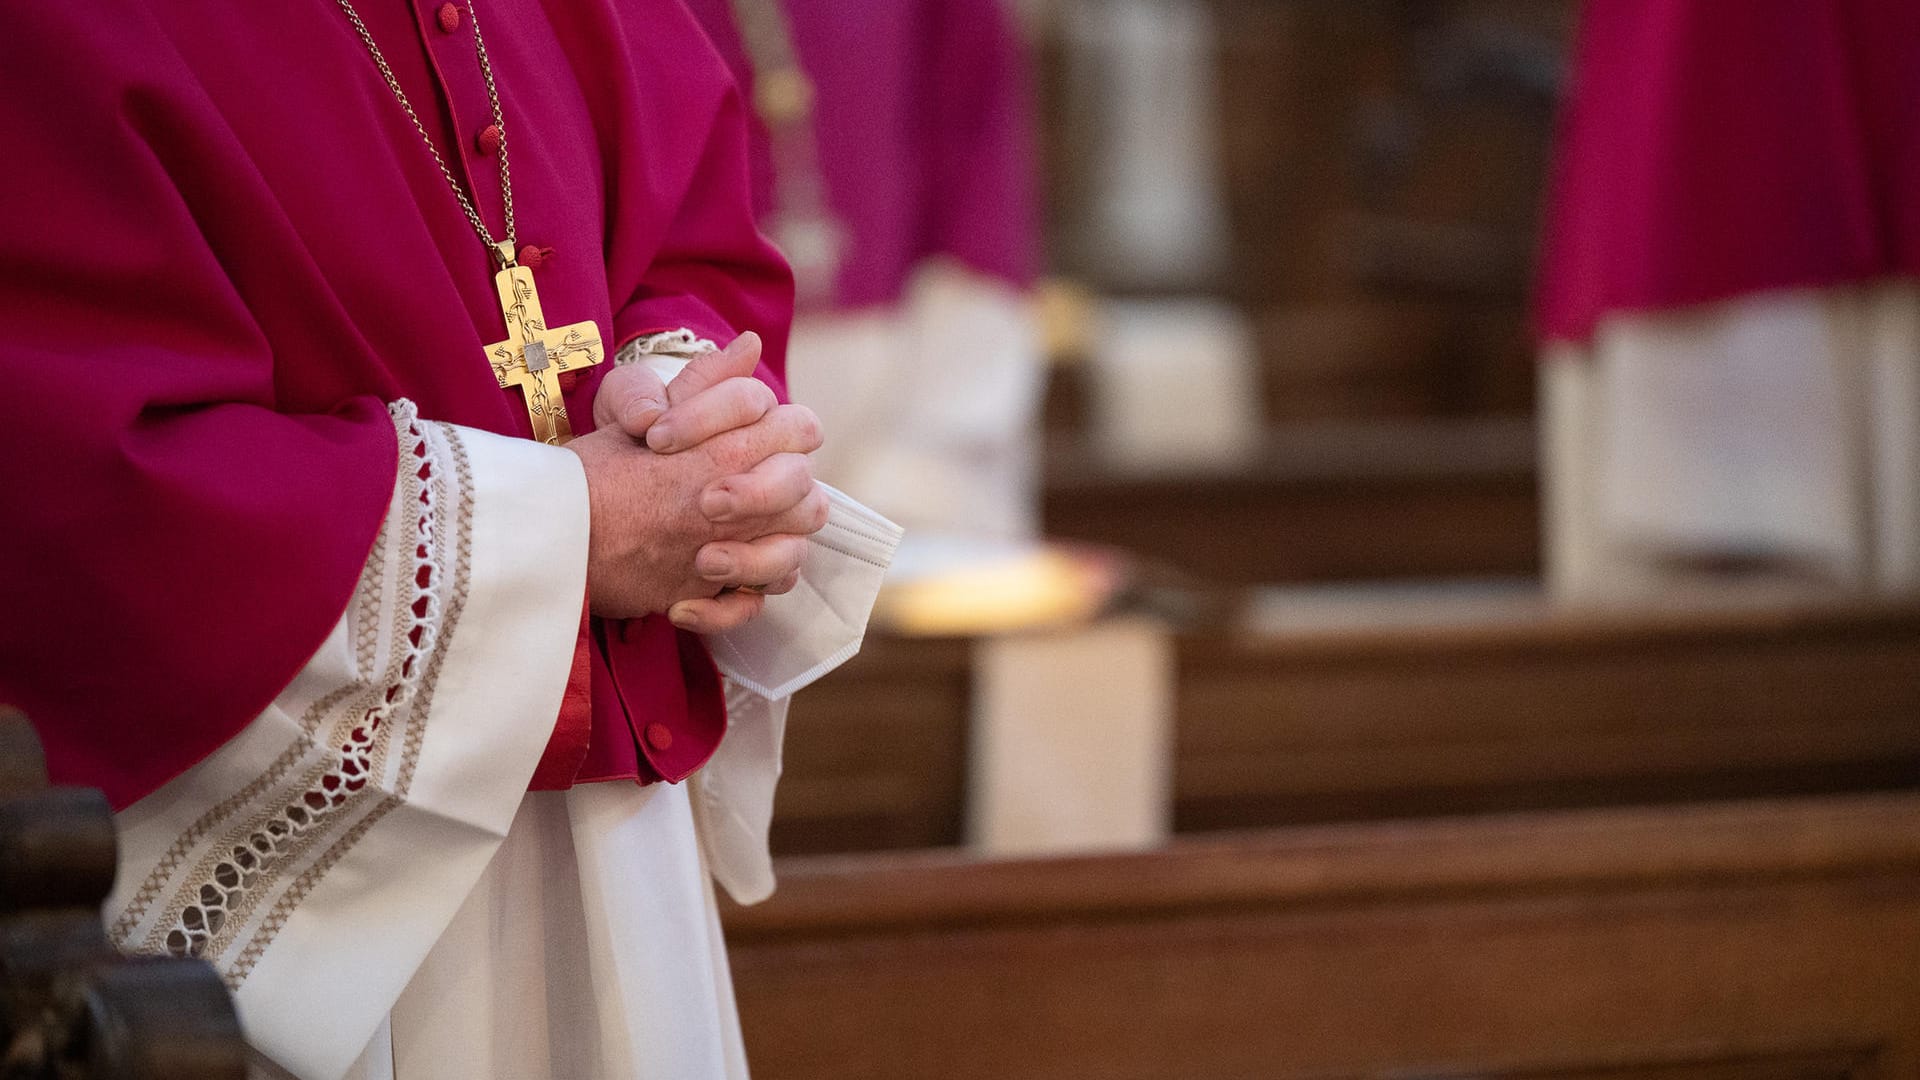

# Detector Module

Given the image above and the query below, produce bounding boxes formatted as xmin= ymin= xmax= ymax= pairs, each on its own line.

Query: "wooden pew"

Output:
xmin=0 ymin=710 xmax=247 ymax=1079
xmin=1040 ymin=418 xmax=1540 ymax=585
xmin=728 ymin=793 xmax=1920 ymax=1080
xmin=1177 ymin=599 xmax=1920 ymax=831
xmin=772 ymin=637 xmax=972 ymax=855
xmin=775 ymin=601 xmax=1920 ymax=854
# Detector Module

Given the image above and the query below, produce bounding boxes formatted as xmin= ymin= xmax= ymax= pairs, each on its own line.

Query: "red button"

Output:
xmin=476 ymin=124 xmax=502 ymax=156
xmin=436 ymin=3 xmax=461 ymax=32
xmin=644 ymin=723 xmax=674 ymax=752
xmin=517 ymin=243 xmax=554 ymax=269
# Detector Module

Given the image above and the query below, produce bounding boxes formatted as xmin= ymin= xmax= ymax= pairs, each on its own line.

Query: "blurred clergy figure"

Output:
xmin=0 ymin=2 xmax=898 ymax=1078
xmin=1538 ymin=0 xmax=1920 ymax=599
xmin=686 ymin=0 xmax=1048 ymax=550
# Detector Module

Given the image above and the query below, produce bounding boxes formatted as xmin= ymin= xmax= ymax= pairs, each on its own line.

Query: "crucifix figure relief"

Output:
xmin=484 ymin=246 xmax=605 ymax=445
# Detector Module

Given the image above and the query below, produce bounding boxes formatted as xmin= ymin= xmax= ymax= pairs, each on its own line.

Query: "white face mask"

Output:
xmin=705 ymin=483 xmax=902 ymax=700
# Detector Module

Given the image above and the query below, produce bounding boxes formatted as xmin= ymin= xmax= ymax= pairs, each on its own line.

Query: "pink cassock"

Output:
xmin=0 ymin=0 xmax=793 ymax=809
xmin=682 ymin=0 xmax=1041 ymax=310
xmin=1536 ymin=0 xmax=1920 ymax=343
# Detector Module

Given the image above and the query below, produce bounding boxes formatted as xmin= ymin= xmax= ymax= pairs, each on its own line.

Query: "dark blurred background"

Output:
xmin=704 ymin=2 xmax=1920 ymax=1078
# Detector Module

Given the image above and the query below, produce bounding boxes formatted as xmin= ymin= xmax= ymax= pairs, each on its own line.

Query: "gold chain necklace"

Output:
xmin=332 ymin=0 xmax=516 ymax=262
xmin=331 ymin=0 xmax=607 ymax=446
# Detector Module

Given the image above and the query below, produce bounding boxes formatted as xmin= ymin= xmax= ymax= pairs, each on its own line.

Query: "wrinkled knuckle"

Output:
xmin=613 ymin=364 xmax=662 ymax=398
xmin=790 ymin=453 xmax=817 ymax=487
xmin=790 ymin=407 xmax=824 ymax=450
xmin=718 ymin=380 xmax=752 ymax=418
xmin=771 ymin=464 xmax=810 ymax=503
xmin=780 ymin=533 xmax=808 ymax=563
xmin=726 ymin=594 xmax=765 ymax=626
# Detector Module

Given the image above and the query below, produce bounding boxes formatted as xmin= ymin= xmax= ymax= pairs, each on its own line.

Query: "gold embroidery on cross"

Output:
xmin=484 ymin=263 xmax=605 ymax=445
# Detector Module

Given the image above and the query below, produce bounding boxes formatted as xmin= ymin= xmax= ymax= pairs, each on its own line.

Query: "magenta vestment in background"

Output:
xmin=1537 ymin=0 xmax=1920 ymax=343
xmin=683 ymin=0 xmax=1042 ymax=309
xmin=0 ymin=0 xmax=793 ymax=808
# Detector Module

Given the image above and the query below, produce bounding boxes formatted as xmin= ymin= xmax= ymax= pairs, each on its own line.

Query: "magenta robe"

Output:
xmin=1537 ymin=0 xmax=1920 ymax=342
xmin=683 ymin=0 xmax=1041 ymax=310
xmin=0 ymin=0 xmax=793 ymax=808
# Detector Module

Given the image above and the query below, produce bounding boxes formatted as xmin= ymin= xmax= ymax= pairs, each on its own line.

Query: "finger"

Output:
xmin=665 ymin=331 xmax=762 ymax=405
xmin=647 ymin=376 xmax=779 ymax=454
xmin=591 ymin=363 xmax=670 ymax=439
xmin=763 ymin=568 xmax=802 ymax=597
xmin=667 ymin=589 xmax=766 ymax=634
xmin=701 ymin=454 xmax=814 ymax=523
xmin=717 ymin=403 xmax=822 ymax=458
xmin=694 ymin=534 xmax=808 ymax=589
xmin=759 ymin=484 xmax=830 ymax=538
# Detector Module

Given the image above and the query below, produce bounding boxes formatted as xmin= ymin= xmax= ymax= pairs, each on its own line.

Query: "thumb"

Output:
xmin=592 ymin=362 xmax=670 ymax=439
xmin=666 ymin=331 xmax=763 ymax=405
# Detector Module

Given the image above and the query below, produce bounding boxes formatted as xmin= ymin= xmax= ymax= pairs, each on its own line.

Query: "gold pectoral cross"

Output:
xmin=484 ymin=244 xmax=605 ymax=445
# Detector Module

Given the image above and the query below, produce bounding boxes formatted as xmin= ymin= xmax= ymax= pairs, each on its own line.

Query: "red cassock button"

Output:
xmin=644 ymin=723 xmax=675 ymax=752
xmin=436 ymin=3 xmax=461 ymax=32
xmin=476 ymin=124 xmax=502 ymax=157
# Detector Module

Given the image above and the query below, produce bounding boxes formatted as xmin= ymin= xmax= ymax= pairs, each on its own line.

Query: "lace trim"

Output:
xmin=143 ymin=401 xmax=453 ymax=968
xmin=616 ymin=328 xmax=719 ymax=364
xmin=109 ymin=586 xmax=386 ymax=947
xmin=225 ymin=420 xmax=475 ymax=987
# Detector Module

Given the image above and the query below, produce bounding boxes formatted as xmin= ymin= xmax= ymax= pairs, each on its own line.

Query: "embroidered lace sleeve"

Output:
xmin=617 ymin=328 xmax=719 ymax=363
xmin=103 ymin=401 xmax=591 ymax=1080
xmin=109 ymin=400 xmax=462 ymax=969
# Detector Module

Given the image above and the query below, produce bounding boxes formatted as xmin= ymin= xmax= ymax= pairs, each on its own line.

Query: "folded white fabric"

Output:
xmin=705 ymin=484 xmax=901 ymax=699
xmin=619 ymin=341 xmax=906 ymax=903
xmin=694 ymin=484 xmax=903 ymax=904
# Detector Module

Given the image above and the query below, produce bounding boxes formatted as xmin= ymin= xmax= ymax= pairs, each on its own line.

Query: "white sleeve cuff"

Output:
xmin=615 ymin=328 xmax=719 ymax=373
xmin=105 ymin=401 xmax=590 ymax=1080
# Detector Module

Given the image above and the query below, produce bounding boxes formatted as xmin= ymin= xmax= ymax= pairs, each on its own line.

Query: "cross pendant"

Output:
xmin=484 ymin=247 xmax=605 ymax=446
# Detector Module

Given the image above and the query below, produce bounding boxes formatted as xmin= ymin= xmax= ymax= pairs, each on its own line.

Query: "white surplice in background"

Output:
xmin=1543 ymin=282 xmax=1920 ymax=599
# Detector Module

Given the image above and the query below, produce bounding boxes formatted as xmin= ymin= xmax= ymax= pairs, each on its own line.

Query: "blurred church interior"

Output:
xmin=5 ymin=1 xmax=1918 ymax=1077
xmin=714 ymin=1 xmax=1920 ymax=1077
xmin=13 ymin=0 xmax=1902 ymax=1075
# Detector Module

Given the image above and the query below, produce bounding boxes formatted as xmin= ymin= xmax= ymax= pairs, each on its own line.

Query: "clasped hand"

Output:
xmin=565 ymin=331 xmax=826 ymax=634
